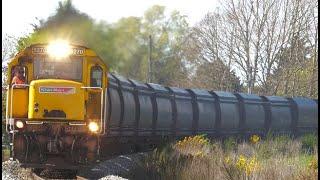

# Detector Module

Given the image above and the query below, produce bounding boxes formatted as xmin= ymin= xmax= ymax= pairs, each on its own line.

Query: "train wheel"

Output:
xmin=13 ymin=135 xmax=27 ymax=162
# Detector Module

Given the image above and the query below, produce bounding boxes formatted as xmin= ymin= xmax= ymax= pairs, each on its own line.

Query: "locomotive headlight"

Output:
xmin=88 ymin=122 xmax=99 ymax=133
xmin=47 ymin=40 xmax=71 ymax=58
xmin=16 ymin=120 xmax=24 ymax=129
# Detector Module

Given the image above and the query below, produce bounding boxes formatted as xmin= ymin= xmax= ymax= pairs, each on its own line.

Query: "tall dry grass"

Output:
xmin=129 ymin=134 xmax=318 ymax=180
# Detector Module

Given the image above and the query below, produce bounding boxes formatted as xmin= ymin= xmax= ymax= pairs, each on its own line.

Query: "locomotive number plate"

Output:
xmin=32 ymin=47 xmax=47 ymax=54
xmin=72 ymin=48 xmax=84 ymax=55
xmin=32 ymin=47 xmax=84 ymax=56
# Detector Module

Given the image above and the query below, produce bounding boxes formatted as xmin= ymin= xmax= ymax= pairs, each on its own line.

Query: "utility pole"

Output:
xmin=147 ymin=35 xmax=152 ymax=83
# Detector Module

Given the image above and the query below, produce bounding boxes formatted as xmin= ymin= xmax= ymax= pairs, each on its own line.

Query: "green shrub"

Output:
xmin=301 ymin=133 xmax=318 ymax=153
xmin=256 ymin=142 xmax=274 ymax=159
xmin=223 ymin=137 xmax=237 ymax=152
xmin=137 ymin=145 xmax=193 ymax=180
xmin=273 ymin=135 xmax=292 ymax=155
xmin=273 ymin=134 xmax=292 ymax=143
xmin=2 ymin=149 xmax=10 ymax=161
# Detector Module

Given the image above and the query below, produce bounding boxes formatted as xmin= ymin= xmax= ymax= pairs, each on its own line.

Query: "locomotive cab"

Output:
xmin=5 ymin=41 xmax=107 ymax=169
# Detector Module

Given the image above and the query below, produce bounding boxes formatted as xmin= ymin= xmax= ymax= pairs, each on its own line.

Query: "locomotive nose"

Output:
xmin=28 ymin=79 xmax=85 ymax=120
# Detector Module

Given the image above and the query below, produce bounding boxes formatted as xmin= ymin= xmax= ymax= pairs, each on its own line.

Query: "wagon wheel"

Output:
xmin=28 ymin=135 xmax=43 ymax=163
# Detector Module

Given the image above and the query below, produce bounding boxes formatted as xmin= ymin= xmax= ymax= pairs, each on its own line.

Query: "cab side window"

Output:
xmin=90 ymin=66 xmax=103 ymax=87
xmin=11 ymin=66 xmax=27 ymax=86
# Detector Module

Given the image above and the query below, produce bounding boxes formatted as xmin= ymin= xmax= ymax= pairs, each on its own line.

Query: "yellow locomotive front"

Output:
xmin=5 ymin=40 xmax=107 ymax=169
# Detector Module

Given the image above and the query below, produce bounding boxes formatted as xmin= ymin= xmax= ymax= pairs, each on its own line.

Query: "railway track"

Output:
xmin=32 ymin=173 xmax=87 ymax=180
xmin=31 ymin=172 xmax=47 ymax=180
xmin=31 ymin=169 xmax=79 ymax=180
xmin=29 ymin=154 xmax=129 ymax=179
xmin=31 ymin=169 xmax=125 ymax=180
xmin=2 ymin=152 xmax=144 ymax=180
xmin=75 ymin=176 xmax=88 ymax=180
xmin=29 ymin=154 xmax=127 ymax=180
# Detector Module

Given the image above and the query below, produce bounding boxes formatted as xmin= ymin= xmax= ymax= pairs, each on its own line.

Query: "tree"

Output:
xmin=183 ymin=11 xmax=241 ymax=91
xmin=220 ymin=0 xmax=282 ymax=94
xmin=262 ymin=0 xmax=318 ymax=98
xmin=141 ymin=5 xmax=190 ymax=86
xmin=16 ymin=2 xmax=190 ymax=86
xmin=2 ymin=35 xmax=18 ymax=129
xmin=191 ymin=59 xmax=241 ymax=92
xmin=16 ymin=0 xmax=117 ymax=69
xmin=14 ymin=0 xmax=317 ymax=98
xmin=109 ymin=16 xmax=147 ymax=80
xmin=306 ymin=0 xmax=318 ymax=97
xmin=186 ymin=0 xmax=318 ymax=97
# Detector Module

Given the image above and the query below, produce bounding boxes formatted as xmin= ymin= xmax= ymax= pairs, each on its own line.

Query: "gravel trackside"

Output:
xmin=98 ymin=175 xmax=128 ymax=180
xmin=78 ymin=153 xmax=147 ymax=179
xmin=2 ymin=160 xmax=33 ymax=180
xmin=2 ymin=153 xmax=148 ymax=180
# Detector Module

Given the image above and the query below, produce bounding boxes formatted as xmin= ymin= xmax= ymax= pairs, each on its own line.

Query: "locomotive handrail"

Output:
xmin=7 ymin=84 xmax=30 ymax=133
xmin=3 ymin=85 xmax=9 ymax=132
xmin=2 ymin=85 xmax=8 ymax=91
xmin=81 ymin=86 xmax=105 ymax=135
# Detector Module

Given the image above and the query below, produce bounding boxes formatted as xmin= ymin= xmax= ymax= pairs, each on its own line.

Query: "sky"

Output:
xmin=2 ymin=0 xmax=219 ymax=38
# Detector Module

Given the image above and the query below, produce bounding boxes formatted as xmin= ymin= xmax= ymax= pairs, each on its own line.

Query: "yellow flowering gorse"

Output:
xmin=224 ymin=156 xmax=231 ymax=164
xmin=236 ymin=155 xmax=259 ymax=175
xmin=174 ymin=135 xmax=209 ymax=157
xmin=176 ymin=135 xmax=209 ymax=148
xmin=250 ymin=135 xmax=260 ymax=144
xmin=308 ymin=157 xmax=318 ymax=171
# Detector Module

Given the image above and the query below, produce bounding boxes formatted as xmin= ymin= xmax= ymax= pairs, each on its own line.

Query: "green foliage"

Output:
xmin=273 ymin=134 xmax=292 ymax=144
xmin=256 ymin=142 xmax=274 ymax=159
xmin=223 ymin=137 xmax=237 ymax=152
xmin=2 ymin=148 xmax=10 ymax=161
xmin=255 ymin=134 xmax=307 ymax=160
xmin=272 ymin=135 xmax=292 ymax=154
xmin=2 ymin=92 xmax=7 ymax=120
xmin=139 ymin=145 xmax=190 ymax=180
xmin=301 ymin=133 xmax=318 ymax=153
xmin=16 ymin=1 xmax=189 ymax=86
xmin=2 ymin=121 xmax=10 ymax=147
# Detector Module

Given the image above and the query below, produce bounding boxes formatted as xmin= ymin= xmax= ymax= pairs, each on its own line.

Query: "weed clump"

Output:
xmin=301 ymin=133 xmax=318 ymax=153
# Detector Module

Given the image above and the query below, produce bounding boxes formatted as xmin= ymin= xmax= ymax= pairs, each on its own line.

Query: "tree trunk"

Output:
xmin=308 ymin=25 xmax=318 ymax=97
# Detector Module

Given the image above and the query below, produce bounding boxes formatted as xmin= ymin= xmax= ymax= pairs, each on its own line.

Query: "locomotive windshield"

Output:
xmin=33 ymin=56 xmax=83 ymax=81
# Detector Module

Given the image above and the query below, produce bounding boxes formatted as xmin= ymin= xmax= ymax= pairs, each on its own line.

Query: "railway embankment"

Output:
xmin=2 ymin=152 xmax=147 ymax=180
xmin=2 ymin=160 xmax=33 ymax=180
xmin=2 ymin=133 xmax=318 ymax=180
xmin=77 ymin=152 xmax=147 ymax=179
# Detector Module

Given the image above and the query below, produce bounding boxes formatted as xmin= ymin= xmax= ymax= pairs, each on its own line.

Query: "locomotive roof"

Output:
xmin=9 ymin=43 xmax=106 ymax=67
xmin=27 ymin=43 xmax=90 ymax=49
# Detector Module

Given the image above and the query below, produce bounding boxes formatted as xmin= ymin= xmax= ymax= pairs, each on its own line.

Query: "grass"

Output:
xmin=2 ymin=148 xmax=10 ymax=162
xmin=129 ymin=133 xmax=318 ymax=180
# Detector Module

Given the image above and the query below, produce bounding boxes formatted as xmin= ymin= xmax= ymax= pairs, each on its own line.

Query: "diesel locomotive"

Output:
xmin=5 ymin=41 xmax=318 ymax=169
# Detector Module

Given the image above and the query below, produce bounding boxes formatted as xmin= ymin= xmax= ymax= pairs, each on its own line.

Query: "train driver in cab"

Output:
xmin=11 ymin=66 xmax=26 ymax=85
